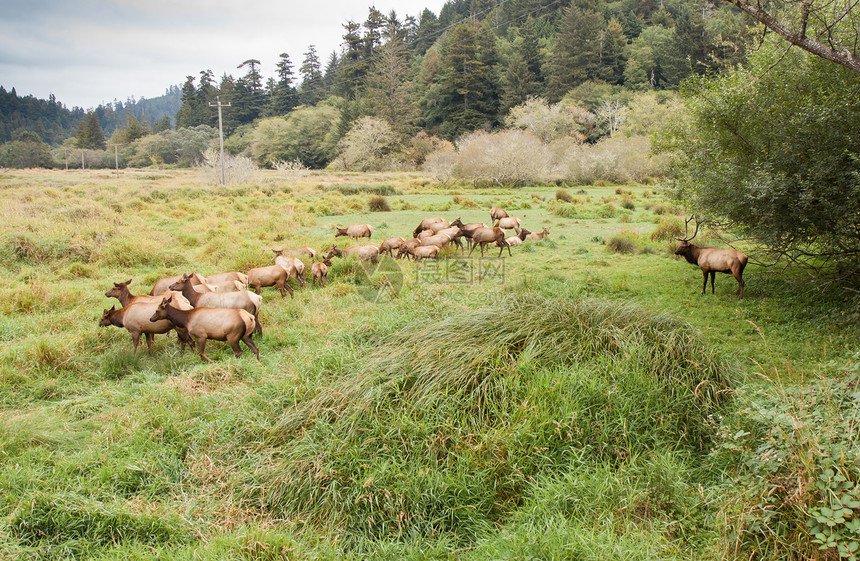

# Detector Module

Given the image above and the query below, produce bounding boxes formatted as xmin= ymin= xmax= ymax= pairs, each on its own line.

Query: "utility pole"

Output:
xmin=111 ymin=144 xmax=124 ymax=179
xmin=209 ymin=95 xmax=231 ymax=185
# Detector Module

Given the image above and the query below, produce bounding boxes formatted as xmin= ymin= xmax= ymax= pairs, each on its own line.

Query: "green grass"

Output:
xmin=0 ymin=169 xmax=857 ymax=559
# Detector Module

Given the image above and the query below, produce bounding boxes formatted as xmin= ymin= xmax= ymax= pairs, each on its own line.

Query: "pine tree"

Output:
xmin=75 ymin=111 xmax=106 ymax=149
xmin=364 ymin=7 xmax=386 ymax=58
xmin=299 ymin=45 xmax=323 ymax=105
xmin=414 ymin=9 xmax=441 ymax=55
xmin=234 ymin=59 xmax=265 ymax=124
xmin=269 ymin=52 xmax=298 ymax=115
xmin=546 ymin=4 xmax=605 ymax=101
xmin=174 ymin=75 xmax=197 ymax=129
xmin=152 ymin=115 xmax=171 ymax=133
xmin=338 ymin=21 xmax=367 ymax=99
xmin=365 ymin=38 xmax=418 ymax=135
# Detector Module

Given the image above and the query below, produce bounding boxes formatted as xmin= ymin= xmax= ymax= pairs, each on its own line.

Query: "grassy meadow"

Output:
xmin=0 ymin=168 xmax=858 ymax=560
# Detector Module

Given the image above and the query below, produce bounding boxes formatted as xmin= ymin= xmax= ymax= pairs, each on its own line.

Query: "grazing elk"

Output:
xmin=469 ymin=226 xmax=512 ymax=257
xmin=326 ymin=244 xmax=380 ymax=264
xmin=272 ymin=249 xmax=307 ymax=288
xmin=379 ymin=237 xmax=406 ymax=257
xmin=490 ymin=207 xmax=509 ymax=225
xmin=335 ymin=224 xmax=374 ymax=239
xmin=105 ymin=279 xmax=190 ymax=308
xmin=408 ymin=244 xmax=441 ymax=260
xmin=150 ymin=295 xmax=259 ymax=363
xmin=674 ymin=216 xmax=749 ymax=300
xmin=413 ymin=217 xmax=444 ymax=238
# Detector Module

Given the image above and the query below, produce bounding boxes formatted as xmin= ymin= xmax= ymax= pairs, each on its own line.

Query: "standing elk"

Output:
xmin=674 ymin=216 xmax=749 ymax=300
xmin=150 ymin=295 xmax=259 ymax=363
xmin=272 ymin=249 xmax=307 ymax=288
xmin=379 ymin=237 xmax=406 ymax=257
xmin=335 ymin=224 xmax=374 ymax=239
xmin=311 ymin=258 xmax=332 ymax=287
xmin=496 ymin=216 xmax=522 ymax=234
xmin=469 ymin=226 xmax=512 ymax=257
xmin=326 ymin=245 xmax=380 ymax=264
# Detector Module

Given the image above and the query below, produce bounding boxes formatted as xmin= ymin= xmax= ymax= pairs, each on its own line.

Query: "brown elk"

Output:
xmin=500 ymin=229 xmax=530 ymax=247
xmin=335 ymin=224 xmax=373 ymax=239
xmin=496 ymin=216 xmax=522 ymax=234
xmin=469 ymin=226 xmax=512 ymax=257
xmin=326 ymin=245 xmax=379 ymax=264
xmin=490 ymin=207 xmax=509 ymax=225
xmin=413 ymin=217 xmax=444 ymax=238
xmin=674 ymin=216 xmax=749 ymax=300
xmin=527 ymin=227 xmax=550 ymax=241
xmin=311 ymin=258 xmax=332 ymax=287
xmin=174 ymin=274 xmax=264 ymax=335
xmin=106 ymin=279 xmax=190 ymax=308
xmin=247 ymin=264 xmax=295 ymax=298
xmin=99 ymin=302 xmax=191 ymax=354
xmin=272 ymin=249 xmax=307 ymax=288
xmin=379 ymin=237 xmax=407 ymax=257
xmin=408 ymin=244 xmax=440 ymax=260
xmin=150 ymin=295 xmax=259 ymax=363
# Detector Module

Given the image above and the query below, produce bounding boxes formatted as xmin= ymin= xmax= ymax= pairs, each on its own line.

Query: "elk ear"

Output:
xmin=126 ymin=279 xmax=132 ymax=285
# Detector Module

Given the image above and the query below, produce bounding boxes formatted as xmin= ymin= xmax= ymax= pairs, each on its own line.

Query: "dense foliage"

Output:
xmin=657 ymin=37 xmax=860 ymax=270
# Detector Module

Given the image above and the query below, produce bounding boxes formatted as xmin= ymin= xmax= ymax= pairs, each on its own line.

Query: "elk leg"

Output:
xmin=701 ymin=270 xmax=708 ymax=295
xmin=228 ymin=336 xmax=242 ymax=357
xmin=710 ymin=271 xmax=716 ymax=295
xmin=243 ymin=335 xmax=260 ymax=361
xmin=735 ymin=272 xmax=745 ymax=299
xmin=197 ymin=338 xmax=214 ymax=363
xmin=131 ymin=331 xmax=141 ymax=354
xmin=253 ymin=315 xmax=263 ymax=337
xmin=145 ymin=333 xmax=155 ymax=354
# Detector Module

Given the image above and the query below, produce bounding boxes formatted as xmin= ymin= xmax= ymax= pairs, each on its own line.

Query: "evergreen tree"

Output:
xmin=597 ymin=18 xmax=628 ymax=84
xmin=75 ymin=111 xmax=106 ymax=149
xmin=123 ymin=113 xmax=148 ymax=143
xmin=546 ymin=4 xmax=605 ymax=101
xmin=269 ymin=52 xmax=298 ymax=115
xmin=152 ymin=115 xmax=171 ymax=133
xmin=234 ymin=59 xmax=265 ymax=124
xmin=299 ymin=45 xmax=323 ymax=105
xmin=339 ymin=21 xmax=368 ymax=99
xmin=195 ymin=69 xmax=218 ymax=126
xmin=364 ymin=7 xmax=386 ymax=58
xmin=432 ymin=23 xmax=499 ymax=138
xmin=365 ymin=38 xmax=418 ymax=135
xmin=174 ymin=75 xmax=197 ymax=129
xmin=501 ymin=53 xmax=533 ymax=112
xmin=414 ymin=9 xmax=441 ymax=55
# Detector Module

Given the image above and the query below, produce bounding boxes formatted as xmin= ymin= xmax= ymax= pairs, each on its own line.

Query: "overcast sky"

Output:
xmin=0 ymin=0 xmax=447 ymax=110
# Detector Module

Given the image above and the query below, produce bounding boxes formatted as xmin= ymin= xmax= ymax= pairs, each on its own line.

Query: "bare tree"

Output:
xmin=721 ymin=0 xmax=860 ymax=73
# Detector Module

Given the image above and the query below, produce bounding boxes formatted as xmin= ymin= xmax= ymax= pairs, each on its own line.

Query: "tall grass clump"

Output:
xmin=714 ymin=356 xmax=860 ymax=560
xmin=238 ymin=291 xmax=732 ymax=549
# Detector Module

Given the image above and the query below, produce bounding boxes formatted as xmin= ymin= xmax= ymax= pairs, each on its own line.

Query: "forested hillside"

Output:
xmin=0 ymin=85 xmax=181 ymax=145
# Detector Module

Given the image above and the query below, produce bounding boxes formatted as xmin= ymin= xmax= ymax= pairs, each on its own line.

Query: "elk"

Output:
xmin=490 ymin=207 xmax=509 ymax=225
xmin=151 ymin=271 xmax=246 ymax=295
xmin=174 ymin=274 xmax=264 ymax=335
xmin=527 ymin=226 xmax=550 ymax=241
xmin=247 ymin=264 xmax=295 ymax=298
xmin=397 ymin=238 xmax=423 ymax=260
xmin=335 ymin=224 xmax=373 ymax=239
xmin=99 ymin=302 xmax=191 ymax=354
xmin=326 ymin=245 xmax=379 ymax=263
xmin=408 ymin=244 xmax=440 ymax=260
xmin=500 ymin=229 xmax=530 ymax=247
xmin=413 ymin=217 xmax=444 ymax=238
xmin=496 ymin=216 xmax=522 ymax=233
xmin=469 ymin=226 xmax=512 ymax=257
xmin=674 ymin=216 xmax=749 ymax=300
xmin=105 ymin=279 xmax=190 ymax=308
xmin=311 ymin=258 xmax=332 ymax=287
xmin=379 ymin=237 xmax=406 ymax=257
xmin=150 ymin=295 xmax=259 ymax=363
xmin=272 ymin=249 xmax=307 ymax=288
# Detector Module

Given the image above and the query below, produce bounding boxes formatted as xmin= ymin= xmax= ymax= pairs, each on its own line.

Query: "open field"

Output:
xmin=0 ymin=168 xmax=857 ymax=560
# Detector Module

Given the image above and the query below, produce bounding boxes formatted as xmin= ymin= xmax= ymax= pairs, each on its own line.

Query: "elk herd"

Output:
xmin=99 ymin=206 xmax=747 ymax=363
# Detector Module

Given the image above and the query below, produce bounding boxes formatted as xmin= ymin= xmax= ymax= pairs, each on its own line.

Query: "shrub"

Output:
xmin=456 ymin=130 xmax=550 ymax=188
xmin=551 ymin=202 xmax=579 ymax=218
xmin=650 ymin=218 xmax=684 ymax=241
xmin=197 ymin=148 xmax=260 ymax=185
xmin=607 ymin=232 xmax=640 ymax=253
xmin=620 ymin=196 xmax=636 ymax=210
xmin=368 ymin=195 xmax=390 ymax=212
xmin=556 ymin=189 xmax=574 ymax=202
